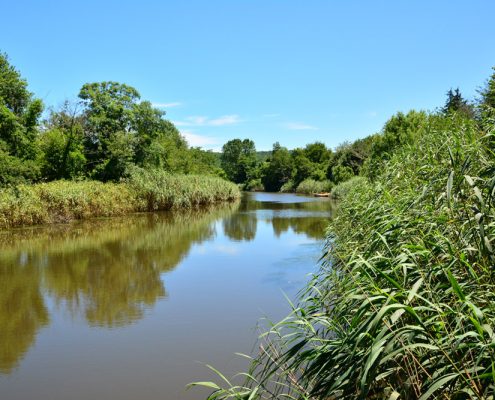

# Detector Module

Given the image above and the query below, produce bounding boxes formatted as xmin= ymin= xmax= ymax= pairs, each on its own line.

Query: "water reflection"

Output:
xmin=223 ymin=213 xmax=258 ymax=241
xmin=0 ymin=203 xmax=238 ymax=372
xmin=0 ymin=193 xmax=334 ymax=376
xmin=0 ymin=263 xmax=49 ymax=373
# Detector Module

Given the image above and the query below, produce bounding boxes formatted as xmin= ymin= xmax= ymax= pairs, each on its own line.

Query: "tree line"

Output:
xmin=0 ymin=52 xmax=223 ymax=187
xmin=3 ymin=50 xmax=495 ymax=197
xmin=220 ymin=70 xmax=495 ymax=193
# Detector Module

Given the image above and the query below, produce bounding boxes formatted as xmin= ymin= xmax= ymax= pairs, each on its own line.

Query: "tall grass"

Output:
xmin=295 ymin=179 xmax=333 ymax=195
xmin=0 ymin=170 xmax=240 ymax=229
xmin=194 ymin=114 xmax=495 ymax=399
xmin=128 ymin=168 xmax=240 ymax=211
xmin=330 ymin=176 xmax=366 ymax=199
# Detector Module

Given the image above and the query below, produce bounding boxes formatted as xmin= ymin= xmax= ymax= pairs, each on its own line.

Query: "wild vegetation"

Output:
xmin=0 ymin=52 xmax=239 ymax=228
xmin=194 ymin=68 xmax=495 ymax=398
xmin=217 ymin=83 xmax=482 ymax=197
xmin=0 ymin=171 xmax=239 ymax=229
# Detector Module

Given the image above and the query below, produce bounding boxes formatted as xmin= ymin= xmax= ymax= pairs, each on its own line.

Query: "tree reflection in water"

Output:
xmin=0 ymin=261 xmax=49 ymax=373
xmin=0 ymin=194 xmax=334 ymax=374
xmin=0 ymin=202 xmax=238 ymax=372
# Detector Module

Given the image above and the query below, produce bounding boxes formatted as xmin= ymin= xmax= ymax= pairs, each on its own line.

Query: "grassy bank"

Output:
xmin=0 ymin=170 xmax=240 ymax=229
xmin=196 ymin=114 xmax=495 ymax=399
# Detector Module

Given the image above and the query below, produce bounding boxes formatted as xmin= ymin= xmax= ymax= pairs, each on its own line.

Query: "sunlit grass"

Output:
xmin=295 ymin=179 xmax=333 ymax=195
xmin=0 ymin=170 xmax=240 ymax=228
xmin=194 ymin=114 xmax=495 ymax=399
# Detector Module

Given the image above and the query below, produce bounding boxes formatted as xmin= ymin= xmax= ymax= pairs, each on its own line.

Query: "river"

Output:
xmin=0 ymin=192 xmax=333 ymax=400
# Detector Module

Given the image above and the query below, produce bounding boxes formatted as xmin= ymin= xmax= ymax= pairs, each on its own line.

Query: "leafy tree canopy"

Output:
xmin=0 ymin=52 xmax=43 ymax=184
xmin=220 ymin=139 xmax=257 ymax=184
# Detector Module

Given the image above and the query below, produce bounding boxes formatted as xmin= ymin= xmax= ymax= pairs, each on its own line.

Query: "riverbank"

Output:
xmin=197 ymin=113 xmax=495 ymax=398
xmin=0 ymin=170 xmax=240 ymax=229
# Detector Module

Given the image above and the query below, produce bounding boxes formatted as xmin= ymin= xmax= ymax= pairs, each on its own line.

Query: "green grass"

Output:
xmin=295 ymin=179 xmax=333 ymax=195
xmin=193 ymin=114 xmax=495 ymax=399
xmin=0 ymin=170 xmax=240 ymax=229
xmin=128 ymin=168 xmax=240 ymax=211
xmin=330 ymin=176 xmax=366 ymax=199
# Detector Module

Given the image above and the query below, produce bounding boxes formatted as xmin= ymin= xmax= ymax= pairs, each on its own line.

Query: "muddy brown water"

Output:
xmin=0 ymin=192 xmax=334 ymax=400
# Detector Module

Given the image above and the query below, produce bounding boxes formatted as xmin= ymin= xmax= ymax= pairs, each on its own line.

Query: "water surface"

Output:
xmin=0 ymin=192 xmax=333 ymax=400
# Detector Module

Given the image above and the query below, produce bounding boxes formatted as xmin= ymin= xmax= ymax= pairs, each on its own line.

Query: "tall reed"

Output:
xmin=194 ymin=114 xmax=495 ymax=399
xmin=0 ymin=170 xmax=240 ymax=229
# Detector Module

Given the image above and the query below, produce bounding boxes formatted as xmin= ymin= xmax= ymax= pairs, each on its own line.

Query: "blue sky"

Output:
xmin=1 ymin=0 xmax=494 ymax=151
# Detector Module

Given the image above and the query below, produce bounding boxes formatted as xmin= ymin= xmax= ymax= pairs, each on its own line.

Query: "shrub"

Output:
xmin=279 ymin=179 xmax=295 ymax=193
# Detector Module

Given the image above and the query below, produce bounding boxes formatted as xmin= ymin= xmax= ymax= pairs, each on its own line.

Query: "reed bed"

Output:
xmin=128 ymin=168 xmax=240 ymax=211
xmin=295 ymin=179 xmax=333 ymax=195
xmin=195 ymin=114 xmax=495 ymax=399
xmin=0 ymin=170 xmax=240 ymax=229
xmin=330 ymin=176 xmax=366 ymax=199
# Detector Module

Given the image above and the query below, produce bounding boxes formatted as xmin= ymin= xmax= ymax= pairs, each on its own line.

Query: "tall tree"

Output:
xmin=220 ymin=138 xmax=257 ymax=183
xmin=78 ymin=81 xmax=187 ymax=180
xmin=40 ymin=100 xmax=86 ymax=180
xmin=261 ymin=143 xmax=294 ymax=191
xmin=442 ymin=88 xmax=474 ymax=118
xmin=0 ymin=52 xmax=43 ymax=185
xmin=78 ymin=81 xmax=140 ymax=180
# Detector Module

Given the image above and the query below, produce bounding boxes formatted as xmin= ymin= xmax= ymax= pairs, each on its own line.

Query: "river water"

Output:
xmin=0 ymin=192 xmax=333 ymax=400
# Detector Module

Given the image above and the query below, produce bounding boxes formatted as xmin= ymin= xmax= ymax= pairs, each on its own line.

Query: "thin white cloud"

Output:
xmin=188 ymin=116 xmax=208 ymax=125
xmin=181 ymin=131 xmax=219 ymax=147
xmin=285 ymin=122 xmax=319 ymax=130
xmin=366 ymin=111 xmax=378 ymax=118
xmin=173 ymin=114 xmax=241 ymax=127
xmin=209 ymin=115 xmax=241 ymax=126
xmin=152 ymin=102 xmax=182 ymax=108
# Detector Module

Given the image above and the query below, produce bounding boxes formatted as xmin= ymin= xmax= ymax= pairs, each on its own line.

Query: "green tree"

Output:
xmin=132 ymin=101 xmax=187 ymax=170
xmin=0 ymin=52 xmax=43 ymax=185
xmin=261 ymin=142 xmax=294 ymax=191
xmin=220 ymin=138 xmax=257 ymax=183
xmin=78 ymin=81 xmax=187 ymax=180
xmin=304 ymin=141 xmax=331 ymax=164
xmin=292 ymin=148 xmax=315 ymax=186
xmin=479 ymin=67 xmax=495 ymax=121
xmin=78 ymin=81 xmax=140 ymax=180
xmin=40 ymin=101 xmax=86 ymax=180
xmin=442 ymin=88 xmax=474 ymax=118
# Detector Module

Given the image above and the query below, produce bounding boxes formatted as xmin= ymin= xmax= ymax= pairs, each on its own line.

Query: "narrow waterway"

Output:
xmin=0 ymin=192 xmax=334 ymax=400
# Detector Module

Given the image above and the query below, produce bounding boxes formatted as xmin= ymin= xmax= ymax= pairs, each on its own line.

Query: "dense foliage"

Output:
xmin=0 ymin=52 xmax=223 ymax=187
xmin=217 ymin=73 xmax=495 ymax=197
xmin=195 ymin=67 xmax=495 ymax=399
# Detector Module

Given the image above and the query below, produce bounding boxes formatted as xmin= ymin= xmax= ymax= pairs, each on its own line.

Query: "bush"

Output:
xmin=279 ymin=179 xmax=295 ymax=193
xmin=244 ymin=178 xmax=264 ymax=192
